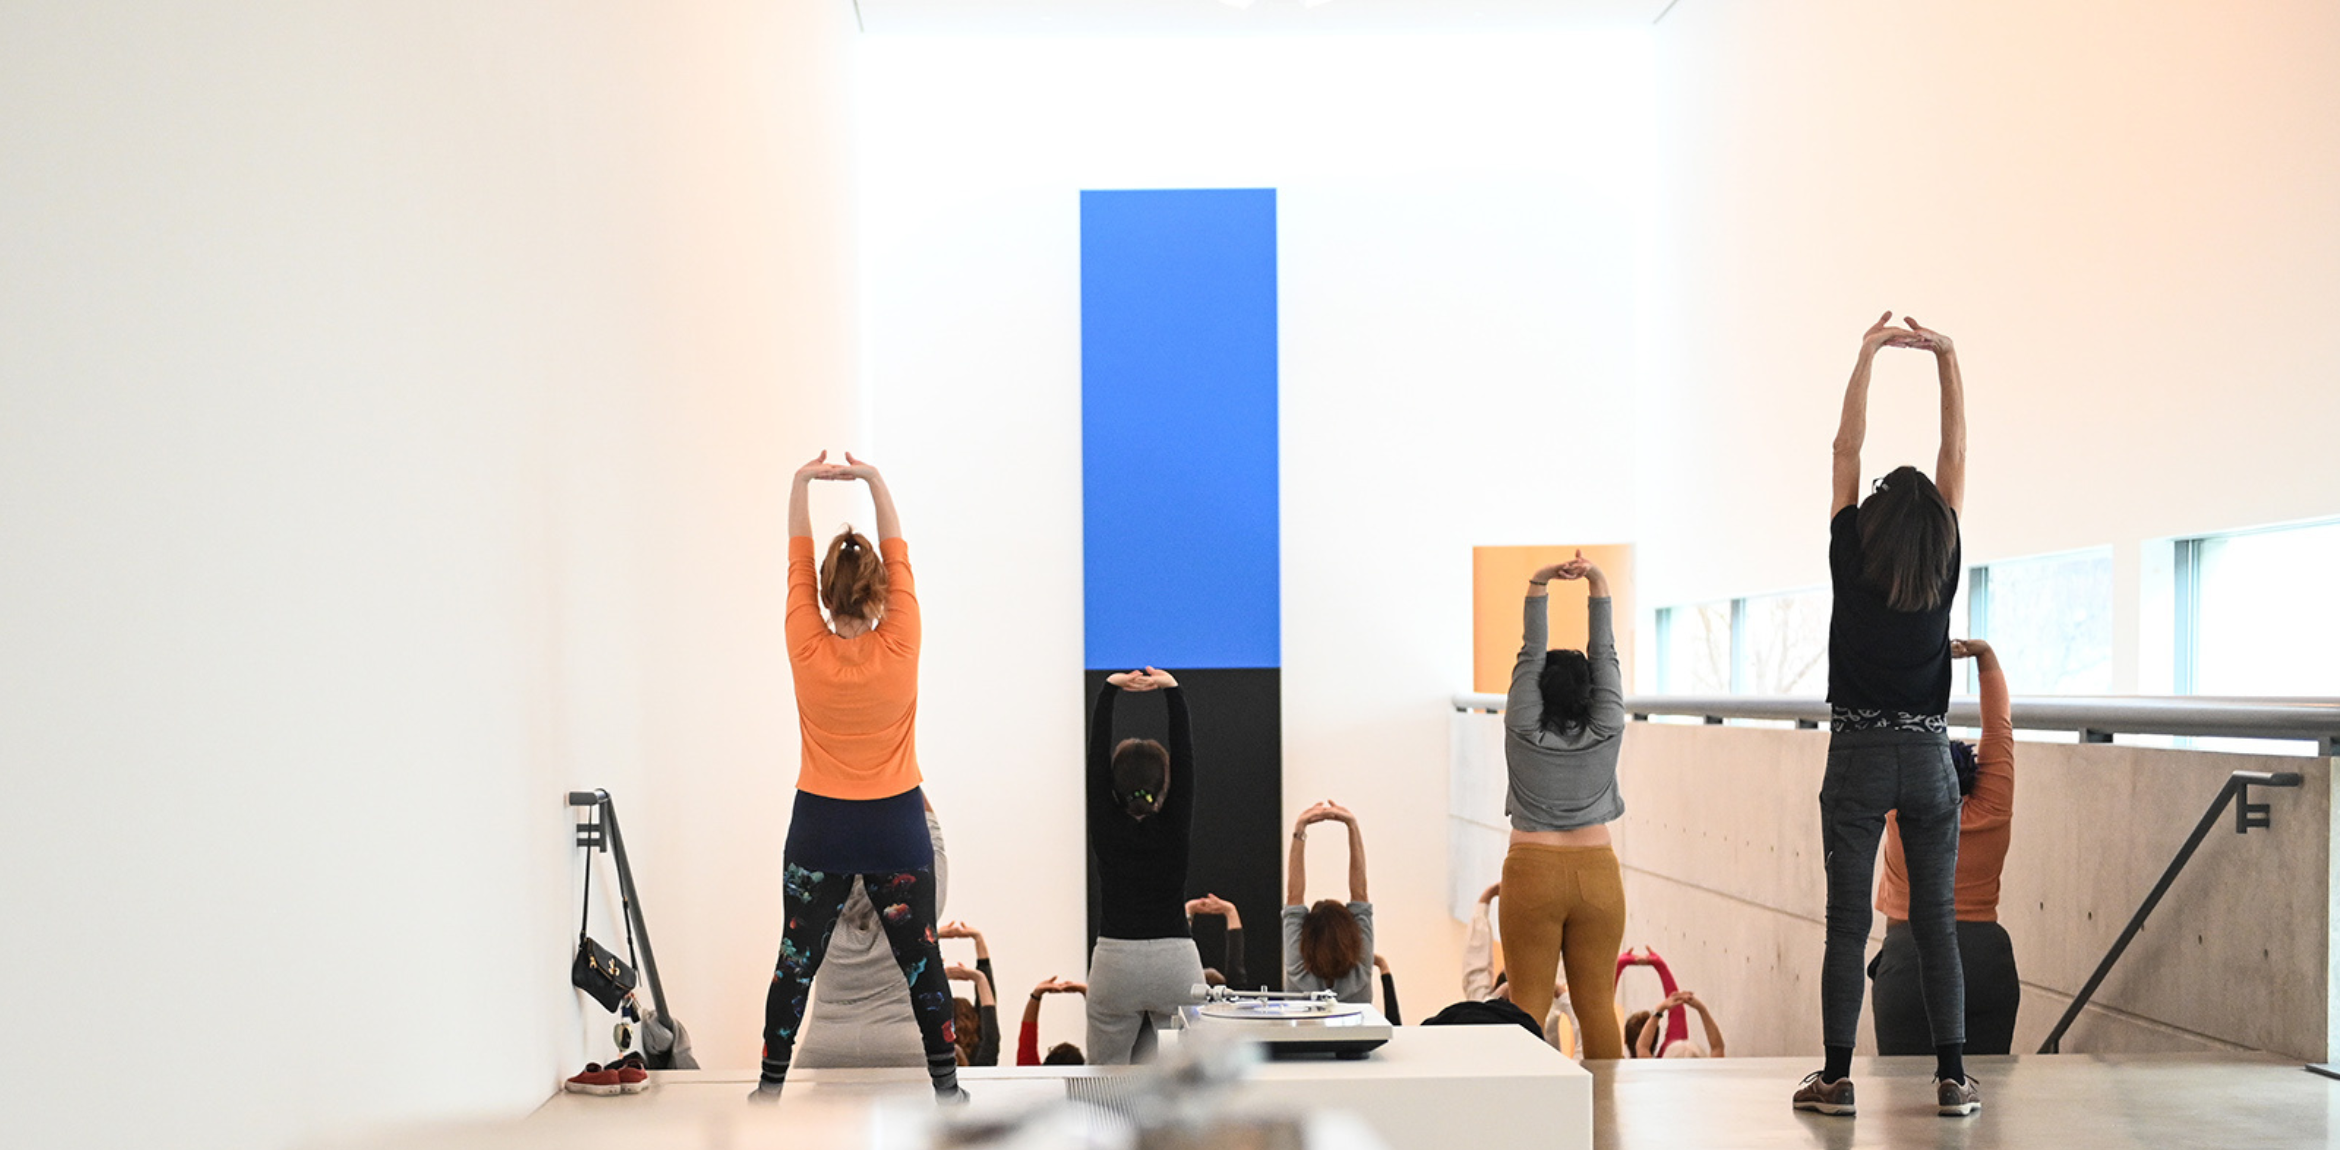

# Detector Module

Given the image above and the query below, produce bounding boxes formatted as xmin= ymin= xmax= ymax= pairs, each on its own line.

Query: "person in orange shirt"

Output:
xmin=1871 ymin=638 xmax=2018 ymax=1055
xmin=754 ymin=452 xmax=963 ymax=1104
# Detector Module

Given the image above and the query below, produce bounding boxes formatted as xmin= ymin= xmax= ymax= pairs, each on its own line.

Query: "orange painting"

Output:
xmin=1472 ymin=545 xmax=1635 ymax=695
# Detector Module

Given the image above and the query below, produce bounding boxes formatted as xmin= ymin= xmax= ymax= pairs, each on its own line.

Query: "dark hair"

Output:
xmin=1043 ymin=1042 xmax=1085 ymax=1066
xmin=1950 ymin=739 xmax=1978 ymax=797
xmin=1623 ymin=1010 xmax=1652 ymax=1056
xmin=1858 ymin=466 xmax=1957 ymax=612
xmin=1203 ymin=967 xmax=1227 ymax=987
xmin=1111 ymin=738 xmax=1169 ymax=819
xmin=953 ymin=997 xmax=980 ymax=1066
xmin=1298 ymin=899 xmax=1365 ymax=983
xmin=820 ymin=526 xmax=890 ymax=624
xmin=1538 ymin=649 xmax=1594 ymax=735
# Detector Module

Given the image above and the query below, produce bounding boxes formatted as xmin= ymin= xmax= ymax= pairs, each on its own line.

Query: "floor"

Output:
xmin=1592 ymin=1053 xmax=2340 ymax=1150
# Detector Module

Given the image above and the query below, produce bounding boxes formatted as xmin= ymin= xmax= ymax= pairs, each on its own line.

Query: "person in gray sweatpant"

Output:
xmin=1084 ymin=668 xmax=1203 ymax=1064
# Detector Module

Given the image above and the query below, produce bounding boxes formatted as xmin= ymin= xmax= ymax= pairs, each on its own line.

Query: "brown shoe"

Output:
xmin=1935 ymin=1076 xmax=1981 ymax=1116
xmin=1792 ymin=1072 xmax=1856 ymax=1116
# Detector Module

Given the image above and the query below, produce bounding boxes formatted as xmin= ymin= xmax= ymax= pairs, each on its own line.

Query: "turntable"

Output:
xmin=1176 ymin=986 xmax=1392 ymax=1059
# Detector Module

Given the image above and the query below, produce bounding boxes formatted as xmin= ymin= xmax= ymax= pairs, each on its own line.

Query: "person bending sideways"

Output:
xmin=1872 ymin=638 xmax=2019 ymax=1056
xmin=756 ymin=453 xmax=962 ymax=1104
xmin=1500 ymin=553 xmax=1628 ymax=1060
xmin=1463 ymin=882 xmax=1577 ymax=1055
xmin=793 ymin=802 xmax=952 ymax=1070
xmin=1017 ymin=978 xmax=1088 ymax=1066
xmin=1283 ymin=802 xmax=1377 ymax=1005
xmin=1632 ymin=990 xmax=1727 ymax=1058
xmin=1794 ymin=313 xmax=1977 ymax=1119
xmin=1186 ymin=895 xmax=1251 ymax=990
xmin=1084 ymin=667 xmax=1205 ymax=1065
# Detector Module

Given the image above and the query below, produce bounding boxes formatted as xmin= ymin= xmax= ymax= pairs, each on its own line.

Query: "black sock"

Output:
xmin=1935 ymin=1043 xmax=1965 ymax=1085
xmin=1822 ymin=1044 xmax=1853 ymax=1083
xmin=926 ymin=1050 xmax=960 ymax=1095
xmin=759 ymin=1049 xmax=791 ymax=1090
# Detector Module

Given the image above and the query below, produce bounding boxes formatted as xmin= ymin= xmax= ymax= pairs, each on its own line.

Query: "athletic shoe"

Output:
xmin=609 ymin=1052 xmax=650 ymax=1094
xmin=564 ymin=1064 xmax=622 ymax=1096
xmin=1935 ymin=1076 xmax=1981 ymax=1116
xmin=1791 ymin=1072 xmax=1856 ymax=1116
xmin=747 ymin=1082 xmax=783 ymax=1104
xmin=935 ymin=1086 xmax=971 ymax=1105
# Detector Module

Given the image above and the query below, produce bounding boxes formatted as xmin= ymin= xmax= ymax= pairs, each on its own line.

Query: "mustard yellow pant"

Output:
xmin=1499 ymin=843 xmax=1627 ymax=1060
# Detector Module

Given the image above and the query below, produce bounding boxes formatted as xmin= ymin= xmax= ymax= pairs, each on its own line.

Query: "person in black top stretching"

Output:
xmin=1792 ymin=311 xmax=1977 ymax=1120
xmin=1085 ymin=666 xmax=1203 ymax=1064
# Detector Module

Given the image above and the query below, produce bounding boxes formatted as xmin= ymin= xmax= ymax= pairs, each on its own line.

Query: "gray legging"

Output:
xmin=1818 ymin=727 xmax=1965 ymax=1050
xmin=1086 ymin=937 xmax=1205 ymax=1065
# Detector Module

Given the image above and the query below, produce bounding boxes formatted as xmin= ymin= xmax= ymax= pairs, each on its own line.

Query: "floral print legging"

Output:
xmin=760 ymin=862 xmax=956 ymax=1088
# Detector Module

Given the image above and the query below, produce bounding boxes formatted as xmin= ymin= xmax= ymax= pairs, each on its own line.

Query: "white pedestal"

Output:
xmin=1162 ymin=1024 xmax=1592 ymax=1150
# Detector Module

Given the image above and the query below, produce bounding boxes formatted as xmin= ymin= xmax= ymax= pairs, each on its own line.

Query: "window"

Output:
xmin=1737 ymin=588 xmax=1829 ymax=695
xmin=2181 ymin=519 xmax=2340 ymax=696
xmin=1656 ymin=602 xmax=1731 ymax=694
xmin=1969 ymin=549 xmax=2115 ymax=695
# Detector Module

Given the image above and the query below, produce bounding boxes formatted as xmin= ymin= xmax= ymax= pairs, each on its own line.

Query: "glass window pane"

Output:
xmin=2196 ymin=521 xmax=2340 ymax=696
xmin=1739 ymin=588 xmax=1829 ymax=695
xmin=1662 ymin=602 xmax=1731 ymax=694
xmin=1976 ymin=549 xmax=2114 ymax=695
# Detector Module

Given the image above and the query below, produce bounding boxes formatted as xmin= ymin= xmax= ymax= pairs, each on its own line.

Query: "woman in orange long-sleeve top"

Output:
xmin=1871 ymin=638 xmax=2019 ymax=1055
xmin=754 ymin=452 xmax=963 ymax=1104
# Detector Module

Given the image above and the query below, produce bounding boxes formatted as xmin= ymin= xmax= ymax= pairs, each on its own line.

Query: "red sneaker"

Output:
xmin=611 ymin=1052 xmax=651 ymax=1094
xmin=564 ymin=1063 xmax=623 ymax=1096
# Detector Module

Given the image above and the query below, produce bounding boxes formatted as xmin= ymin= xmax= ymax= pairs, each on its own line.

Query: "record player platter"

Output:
xmin=1178 ymin=987 xmax=1392 ymax=1059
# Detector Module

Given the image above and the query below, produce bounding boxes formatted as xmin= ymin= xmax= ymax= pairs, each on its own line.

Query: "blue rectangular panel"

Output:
xmin=1081 ymin=189 xmax=1279 ymax=670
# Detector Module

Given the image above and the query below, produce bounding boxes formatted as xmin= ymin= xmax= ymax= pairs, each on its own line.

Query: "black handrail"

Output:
xmin=568 ymin=789 xmax=695 ymax=1068
xmin=2036 ymin=769 xmax=2303 ymax=1054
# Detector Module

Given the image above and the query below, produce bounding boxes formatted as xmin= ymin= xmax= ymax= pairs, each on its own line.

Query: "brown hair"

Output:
xmin=1858 ymin=466 xmax=1957 ymax=612
xmin=952 ymin=997 xmax=980 ymax=1065
xmin=1623 ymin=1010 xmax=1652 ymax=1056
xmin=1298 ymin=899 xmax=1365 ymax=983
xmin=1110 ymin=738 xmax=1170 ymax=819
xmin=1043 ymin=1042 xmax=1085 ymax=1065
xmin=819 ymin=526 xmax=890 ymax=625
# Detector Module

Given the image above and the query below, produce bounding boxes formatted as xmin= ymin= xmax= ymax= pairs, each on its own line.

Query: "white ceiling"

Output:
xmin=853 ymin=0 xmax=1677 ymax=36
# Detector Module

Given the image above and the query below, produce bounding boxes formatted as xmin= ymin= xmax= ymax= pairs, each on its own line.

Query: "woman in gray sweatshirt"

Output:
xmin=1499 ymin=551 xmax=1628 ymax=1059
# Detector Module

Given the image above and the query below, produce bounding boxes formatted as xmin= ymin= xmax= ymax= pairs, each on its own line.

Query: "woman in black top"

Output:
xmin=1792 ymin=312 xmax=1980 ymax=1120
xmin=1083 ymin=667 xmax=1203 ymax=1064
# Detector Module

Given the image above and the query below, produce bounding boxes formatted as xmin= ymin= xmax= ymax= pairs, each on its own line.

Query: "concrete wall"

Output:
xmin=1454 ymin=715 xmax=2330 ymax=1059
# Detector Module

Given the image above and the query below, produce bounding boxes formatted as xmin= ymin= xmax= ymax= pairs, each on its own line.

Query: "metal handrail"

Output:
xmin=2038 ymin=769 xmax=2304 ymax=1053
xmin=1452 ymin=692 xmax=2340 ymax=751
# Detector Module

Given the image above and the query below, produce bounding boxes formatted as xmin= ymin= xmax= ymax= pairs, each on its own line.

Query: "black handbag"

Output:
xmin=572 ymin=846 xmax=638 ymax=1013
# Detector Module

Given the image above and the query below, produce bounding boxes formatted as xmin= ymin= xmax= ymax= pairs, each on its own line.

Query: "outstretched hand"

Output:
xmin=795 ymin=451 xmax=848 ymax=483
xmin=837 ymin=451 xmax=882 ymax=482
xmin=937 ymin=920 xmax=980 ymax=941
xmin=1949 ymin=638 xmax=1992 ymax=660
xmin=1107 ymin=666 xmax=1177 ymax=691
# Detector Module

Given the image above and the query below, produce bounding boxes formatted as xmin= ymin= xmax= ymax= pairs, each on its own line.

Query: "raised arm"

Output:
xmin=1463 ymin=884 xmax=1499 ymax=1000
xmin=1689 ymin=994 xmax=1726 ymax=1058
xmin=1901 ymin=319 xmax=1966 ymax=514
xmin=1332 ymin=804 xmax=1369 ymax=904
xmin=1957 ymin=639 xmax=2014 ymax=826
xmin=1159 ymin=673 xmax=1194 ymax=828
xmin=1089 ymin=683 xmax=1121 ymax=817
xmin=789 ymin=452 xmax=833 ymax=539
xmin=1509 ymin=555 xmax=1583 ymax=735
xmin=1833 ymin=314 xmax=1902 ymax=516
xmin=1286 ymin=810 xmax=1312 ymax=907
xmin=841 ymin=452 xmax=902 ymax=542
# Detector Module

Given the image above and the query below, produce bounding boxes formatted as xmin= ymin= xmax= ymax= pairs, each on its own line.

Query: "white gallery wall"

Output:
xmin=855 ymin=32 xmax=1650 ymax=1041
xmin=1634 ymin=0 xmax=2340 ymax=688
xmin=0 ymin=2 xmax=859 ymax=1146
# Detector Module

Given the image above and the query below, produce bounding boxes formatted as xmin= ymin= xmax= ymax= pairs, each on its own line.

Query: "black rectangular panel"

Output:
xmin=1085 ymin=667 xmax=1282 ymax=992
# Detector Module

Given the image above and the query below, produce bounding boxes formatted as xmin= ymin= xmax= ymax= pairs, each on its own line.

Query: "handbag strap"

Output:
xmin=579 ymin=824 xmax=594 ymax=941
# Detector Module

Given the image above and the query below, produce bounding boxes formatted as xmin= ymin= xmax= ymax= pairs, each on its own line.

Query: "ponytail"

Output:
xmin=820 ymin=526 xmax=890 ymax=624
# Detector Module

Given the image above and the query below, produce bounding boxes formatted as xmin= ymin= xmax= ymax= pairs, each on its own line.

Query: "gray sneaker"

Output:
xmin=1792 ymin=1072 xmax=1856 ymax=1116
xmin=1935 ymin=1076 xmax=1981 ymax=1116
